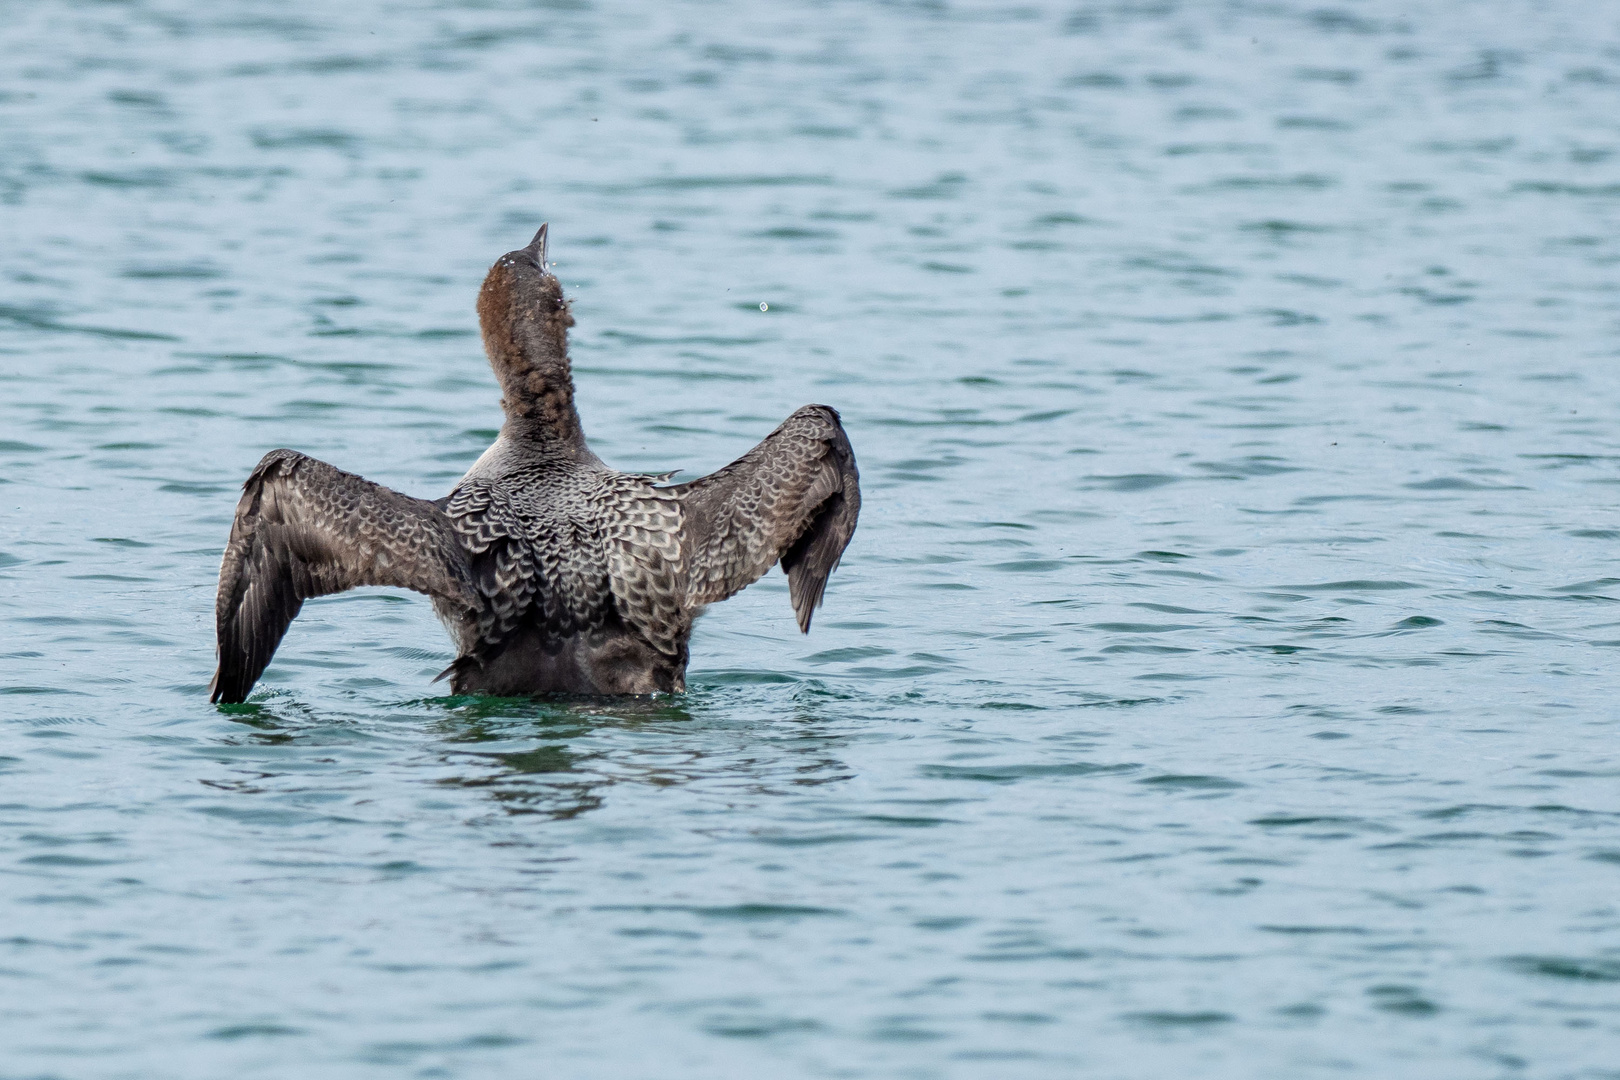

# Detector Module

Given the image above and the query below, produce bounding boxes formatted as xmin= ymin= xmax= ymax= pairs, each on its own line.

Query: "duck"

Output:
xmin=209 ymin=225 xmax=860 ymax=702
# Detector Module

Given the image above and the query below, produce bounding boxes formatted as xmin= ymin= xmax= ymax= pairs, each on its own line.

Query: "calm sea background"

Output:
xmin=4 ymin=1 xmax=1620 ymax=1077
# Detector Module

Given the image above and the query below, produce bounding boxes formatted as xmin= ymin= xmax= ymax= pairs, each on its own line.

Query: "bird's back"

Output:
xmin=443 ymin=441 xmax=688 ymax=682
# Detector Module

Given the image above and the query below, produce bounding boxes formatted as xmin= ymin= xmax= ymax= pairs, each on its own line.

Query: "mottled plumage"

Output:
xmin=210 ymin=226 xmax=860 ymax=703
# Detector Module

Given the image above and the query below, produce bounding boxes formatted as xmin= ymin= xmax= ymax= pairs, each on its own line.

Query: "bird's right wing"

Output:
xmin=211 ymin=449 xmax=477 ymax=704
xmin=670 ymin=404 xmax=860 ymax=633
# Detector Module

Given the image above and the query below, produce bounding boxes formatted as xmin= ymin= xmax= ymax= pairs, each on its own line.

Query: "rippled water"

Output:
xmin=5 ymin=1 xmax=1620 ymax=1076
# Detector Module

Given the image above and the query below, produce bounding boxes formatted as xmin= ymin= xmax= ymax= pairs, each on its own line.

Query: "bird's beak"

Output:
xmin=523 ymin=223 xmax=549 ymax=271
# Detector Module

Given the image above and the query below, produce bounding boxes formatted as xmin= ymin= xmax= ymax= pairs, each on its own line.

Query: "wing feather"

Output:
xmin=211 ymin=450 xmax=476 ymax=703
xmin=671 ymin=404 xmax=860 ymax=633
xmin=604 ymin=484 xmax=688 ymax=656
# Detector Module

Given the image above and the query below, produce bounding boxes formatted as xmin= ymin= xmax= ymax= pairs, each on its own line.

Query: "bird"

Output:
xmin=209 ymin=225 xmax=860 ymax=703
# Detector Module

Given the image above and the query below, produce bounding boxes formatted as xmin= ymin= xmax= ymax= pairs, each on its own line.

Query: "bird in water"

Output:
xmin=209 ymin=225 xmax=860 ymax=703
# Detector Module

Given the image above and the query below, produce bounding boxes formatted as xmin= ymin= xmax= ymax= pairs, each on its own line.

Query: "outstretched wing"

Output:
xmin=671 ymin=404 xmax=860 ymax=632
xmin=211 ymin=449 xmax=477 ymax=704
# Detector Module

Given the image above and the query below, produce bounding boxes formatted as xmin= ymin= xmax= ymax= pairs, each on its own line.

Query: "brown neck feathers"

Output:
xmin=476 ymin=256 xmax=586 ymax=447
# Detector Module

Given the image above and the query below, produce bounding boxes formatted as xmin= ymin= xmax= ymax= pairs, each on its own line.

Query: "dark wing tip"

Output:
xmin=209 ymin=664 xmax=248 ymax=704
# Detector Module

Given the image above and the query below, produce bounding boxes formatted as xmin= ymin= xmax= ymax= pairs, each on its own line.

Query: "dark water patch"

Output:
xmin=1124 ymin=254 xmax=1236 ymax=277
xmin=1065 ymin=71 xmax=1127 ymax=88
xmin=1243 ymin=218 xmax=1334 ymax=235
xmin=805 ymin=646 xmax=894 ymax=664
xmin=793 ymin=125 xmax=859 ymax=139
xmin=1276 ymin=274 xmax=1342 ymax=289
xmin=18 ymin=894 xmax=102 ymax=907
xmin=1091 ymin=623 xmax=1200 ymax=633
xmin=754 ymin=833 xmax=875 ymax=847
xmin=1087 ymin=473 xmax=1180 ymax=492
xmin=1196 ymin=458 xmax=1303 ymax=477
xmin=1206 ymin=174 xmax=1336 ymax=191
xmin=80 ymin=168 xmax=179 ymax=189
xmin=703 ymin=1015 xmax=823 ymax=1038
xmin=121 ymin=263 xmax=224 ymax=280
xmin=108 ymin=88 xmax=168 ymax=108
xmin=1521 ymin=453 xmax=1620 ymax=463
xmin=859 ymin=815 xmax=957 ymax=828
xmin=19 ymin=854 xmax=122 ymax=867
xmin=1367 ymin=985 xmax=1439 ymax=1016
xmin=1144 ymin=569 xmax=1222 ymax=584
xmin=1033 ymin=212 xmax=1094 ymax=227
xmin=1404 ymin=477 xmax=1520 ymax=491
xmin=751 ymin=226 xmax=838 ymax=240
xmin=1285 ymin=580 xmax=1423 ymax=592
xmin=968 ymin=947 xmax=1092 ymax=963
xmin=251 ymin=128 xmax=361 ymax=153
xmin=158 ymin=481 xmax=231 ymax=495
xmin=0 ymin=304 xmax=181 ymax=342
xmin=603 ymin=175 xmax=833 ymax=194
xmin=1123 ymin=1011 xmax=1234 ymax=1026
xmin=1293 ymin=494 xmax=1396 ymax=506
xmin=1137 ymin=774 xmax=1244 ymax=791
xmin=207 ymin=1023 xmax=306 ymax=1040
xmin=921 ymin=762 xmax=1139 ymax=783
xmin=1250 ymin=815 xmax=1376 ymax=830
xmin=195 ymin=805 xmax=359 ymax=827
xmin=1278 ymin=116 xmax=1351 ymax=131
xmin=174 ymin=351 xmax=292 ymax=365
xmin=599 ymin=904 xmax=843 ymax=920
xmin=988 ymin=559 xmax=1066 ymax=572
xmin=1416 ymin=804 xmax=1513 ymax=821
xmin=1503 ymin=955 xmax=1620 ymax=982
xmin=889 ymin=173 xmax=970 ymax=200
xmin=1164 ymin=142 xmax=1271 ymax=157
xmin=1512 ymin=182 xmax=1620 ymax=197
xmin=1551 ymin=578 xmax=1620 ymax=594
xmin=448 ymin=25 xmax=561 ymax=51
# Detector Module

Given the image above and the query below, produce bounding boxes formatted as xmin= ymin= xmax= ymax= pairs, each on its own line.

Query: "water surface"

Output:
xmin=4 ymin=1 xmax=1620 ymax=1077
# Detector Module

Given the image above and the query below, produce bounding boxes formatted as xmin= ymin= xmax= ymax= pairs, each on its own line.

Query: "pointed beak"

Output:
xmin=523 ymin=223 xmax=549 ymax=271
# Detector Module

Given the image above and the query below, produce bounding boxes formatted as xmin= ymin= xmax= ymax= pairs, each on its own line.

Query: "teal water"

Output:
xmin=4 ymin=1 xmax=1620 ymax=1077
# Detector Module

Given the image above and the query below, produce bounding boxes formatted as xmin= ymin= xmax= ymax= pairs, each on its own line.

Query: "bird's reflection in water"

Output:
xmin=430 ymin=689 xmax=853 ymax=821
xmin=215 ymin=685 xmax=853 ymax=822
xmin=427 ymin=694 xmax=689 ymax=820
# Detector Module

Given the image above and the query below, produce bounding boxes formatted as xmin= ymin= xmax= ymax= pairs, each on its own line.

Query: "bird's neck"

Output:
xmin=479 ymin=287 xmax=587 ymax=450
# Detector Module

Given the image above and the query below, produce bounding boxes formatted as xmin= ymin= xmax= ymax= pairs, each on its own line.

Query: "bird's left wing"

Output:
xmin=669 ymin=404 xmax=860 ymax=633
xmin=210 ymin=449 xmax=477 ymax=703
